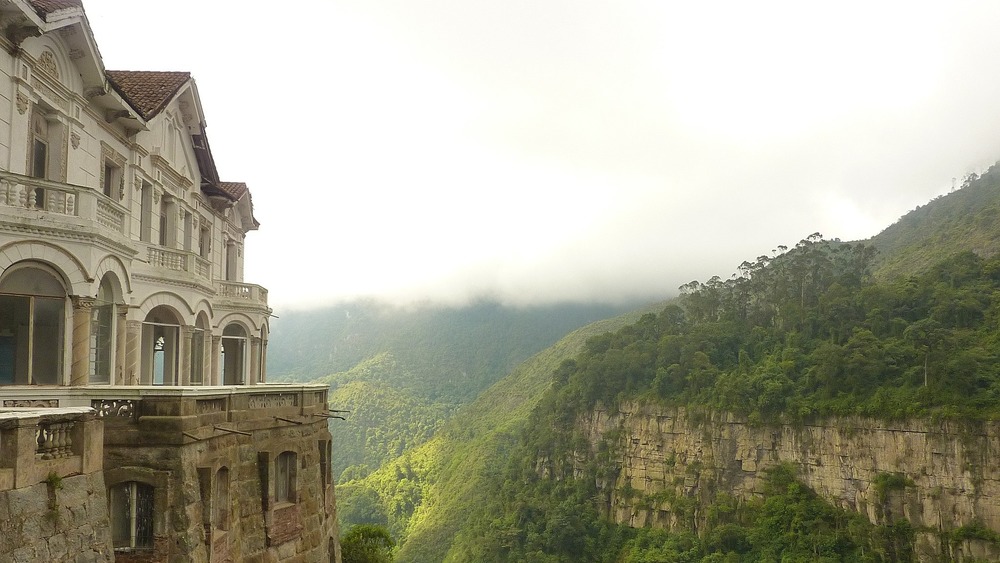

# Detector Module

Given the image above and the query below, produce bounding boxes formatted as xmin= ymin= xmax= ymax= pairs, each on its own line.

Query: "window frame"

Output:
xmin=275 ymin=451 xmax=297 ymax=504
xmin=109 ymin=480 xmax=154 ymax=551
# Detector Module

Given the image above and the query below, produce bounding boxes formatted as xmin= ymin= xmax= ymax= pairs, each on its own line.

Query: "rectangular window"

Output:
xmin=140 ymin=182 xmax=153 ymax=243
xmin=31 ymin=138 xmax=47 ymax=178
xmin=189 ymin=328 xmax=204 ymax=385
xmin=183 ymin=211 xmax=193 ymax=252
xmin=275 ymin=452 xmax=296 ymax=504
xmin=102 ymin=161 xmax=119 ymax=198
xmin=199 ymin=225 xmax=211 ymax=259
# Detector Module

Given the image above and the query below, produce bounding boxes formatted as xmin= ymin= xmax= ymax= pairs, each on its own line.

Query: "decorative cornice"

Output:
xmin=0 ymin=221 xmax=138 ymax=258
xmin=132 ymin=273 xmax=215 ymax=295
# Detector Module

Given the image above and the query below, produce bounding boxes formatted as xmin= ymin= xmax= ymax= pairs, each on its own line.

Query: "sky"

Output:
xmin=86 ymin=1 xmax=1000 ymax=310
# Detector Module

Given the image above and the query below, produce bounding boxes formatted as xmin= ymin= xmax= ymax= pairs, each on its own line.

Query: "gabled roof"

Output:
xmin=26 ymin=0 xmax=82 ymax=17
xmin=106 ymin=70 xmax=191 ymax=121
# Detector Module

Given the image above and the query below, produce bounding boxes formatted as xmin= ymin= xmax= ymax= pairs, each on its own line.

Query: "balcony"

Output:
xmin=145 ymin=244 xmax=212 ymax=280
xmin=0 ymin=171 xmax=128 ymax=238
xmin=217 ymin=281 xmax=269 ymax=308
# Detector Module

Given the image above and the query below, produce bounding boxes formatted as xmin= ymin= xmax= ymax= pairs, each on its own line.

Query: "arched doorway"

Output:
xmin=141 ymin=306 xmax=181 ymax=385
xmin=220 ymin=323 xmax=247 ymax=385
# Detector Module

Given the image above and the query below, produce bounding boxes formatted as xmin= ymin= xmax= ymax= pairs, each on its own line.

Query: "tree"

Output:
xmin=903 ymin=318 xmax=944 ymax=387
xmin=341 ymin=524 xmax=395 ymax=563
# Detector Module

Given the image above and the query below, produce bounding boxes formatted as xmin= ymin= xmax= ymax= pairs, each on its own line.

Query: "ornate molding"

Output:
xmin=37 ymin=51 xmax=58 ymax=79
xmin=70 ymin=132 xmax=80 ymax=149
xmin=247 ymin=393 xmax=298 ymax=409
xmin=15 ymin=92 xmax=27 ymax=114
xmin=71 ymin=295 xmax=96 ymax=310
xmin=3 ymin=399 xmax=58 ymax=408
xmin=92 ymin=399 xmax=136 ymax=419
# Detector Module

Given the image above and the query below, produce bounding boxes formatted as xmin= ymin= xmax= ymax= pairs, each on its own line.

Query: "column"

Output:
xmin=179 ymin=326 xmax=194 ymax=386
xmin=260 ymin=338 xmax=267 ymax=383
xmin=70 ymin=296 xmax=94 ymax=386
xmin=249 ymin=337 xmax=261 ymax=386
xmin=115 ymin=305 xmax=127 ymax=385
xmin=124 ymin=320 xmax=142 ymax=385
xmin=211 ymin=335 xmax=222 ymax=386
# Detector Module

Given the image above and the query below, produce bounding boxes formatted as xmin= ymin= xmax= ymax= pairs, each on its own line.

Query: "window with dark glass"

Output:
xmin=214 ymin=468 xmax=230 ymax=531
xmin=110 ymin=481 xmax=154 ymax=550
xmin=89 ymin=279 xmax=115 ymax=384
xmin=275 ymin=451 xmax=296 ymax=504
xmin=0 ymin=265 xmax=64 ymax=385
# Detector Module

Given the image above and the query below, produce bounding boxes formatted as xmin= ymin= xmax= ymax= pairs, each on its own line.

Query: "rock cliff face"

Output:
xmin=575 ymin=403 xmax=1000 ymax=562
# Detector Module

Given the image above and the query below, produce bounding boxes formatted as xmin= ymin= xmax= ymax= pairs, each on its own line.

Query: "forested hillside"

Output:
xmin=415 ymin=165 xmax=1000 ymax=561
xmin=270 ymin=299 xmax=635 ymax=404
xmin=872 ymin=165 xmax=1000 ymax=280
xmin=334 ymin=306 xmax=656 ymax=560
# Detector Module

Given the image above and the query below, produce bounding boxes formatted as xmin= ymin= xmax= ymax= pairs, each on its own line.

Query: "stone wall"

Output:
xmin=573 ymin=403 xmax=1000 ymax=562
xmin=0 ymin=408 xmax=114 ymax=563
xmin=98 ymin=386 xmax=340 ymax=563
xmin=0 ymin=472 xmax=114 ymax=562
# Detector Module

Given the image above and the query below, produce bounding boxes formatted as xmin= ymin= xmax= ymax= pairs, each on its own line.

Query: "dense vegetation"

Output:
xmin=332 ymin=308 xmax=655 ymax=560
xmin=325 ymin=357 xmax=451 ymax=480
xmin=454 ymin=463 xmax=913 ymax=562
xmin=537 ymin=241 xmax=1000 ymax=427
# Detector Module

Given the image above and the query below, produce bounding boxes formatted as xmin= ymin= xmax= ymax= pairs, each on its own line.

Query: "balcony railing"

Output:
xmin=217 ymin=281 xmax=268 ymax=307
xmin=0 ymin=407 xmax=101 ymax=492
xmin=146 ymin=245 xmax=212 ymax=280
xmin=0 ymin=171 xmax=127 ymax=235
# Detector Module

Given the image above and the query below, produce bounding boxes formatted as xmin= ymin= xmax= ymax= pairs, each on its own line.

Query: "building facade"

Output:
xmin=0 ymin=2 xmax=339 ymax=561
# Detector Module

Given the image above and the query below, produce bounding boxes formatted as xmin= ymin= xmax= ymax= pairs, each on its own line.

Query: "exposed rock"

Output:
xmin=573 ymin=403 xmax=1000 ymax=561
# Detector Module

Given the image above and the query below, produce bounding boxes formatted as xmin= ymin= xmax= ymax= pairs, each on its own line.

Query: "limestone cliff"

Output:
xmin=572 ymin=403 xmax=1000 ymax=562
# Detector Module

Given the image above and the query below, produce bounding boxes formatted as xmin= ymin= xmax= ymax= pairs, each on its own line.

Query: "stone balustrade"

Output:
xmin=0 ymin=407 xmax=102 ymax=492
xmin=0 ymin=171 xmax=127 ymax=235
xmin=217 ymin=281 xmax=269 ymax=307
xmin=146 ymin=245 xmax=212 ymax=280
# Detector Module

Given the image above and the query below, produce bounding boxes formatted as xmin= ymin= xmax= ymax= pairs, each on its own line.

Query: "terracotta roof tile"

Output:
xmin=218 ymin=182 xmax=248 ymax=200
xmin=106 ymin=70 xmax=191 ymax=121
xmin=26 ymin=0 xmax=82 ymax=17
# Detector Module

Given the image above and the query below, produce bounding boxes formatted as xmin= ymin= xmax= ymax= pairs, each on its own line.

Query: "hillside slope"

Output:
xmin=871 ymin=164 xmax=1000 ymax=280
xmin=270 ymin=300 xmax=638 ymax=405
xmin=438 ymin=165 xmax=1000 ymax=561
xmin=334 ymin=305 xmax=657 ymax=562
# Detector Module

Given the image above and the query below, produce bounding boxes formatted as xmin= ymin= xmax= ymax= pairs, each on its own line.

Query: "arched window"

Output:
xmin=141 ymin=306 xmax=180 ymax=385
xmin=220 ymin=323 xmax=247 ymax=385
xmin=0 ymin=264 xmax=65 ymax=385
xmin=89 ymin=277 xmax=116 ymax=384
xmin=275 ymin=451 xmax=297 ymax=504
xmin=109 ymin=481 xmax=154 ymax=550
xmin=213 ymin=467 xmax=230 ymax=531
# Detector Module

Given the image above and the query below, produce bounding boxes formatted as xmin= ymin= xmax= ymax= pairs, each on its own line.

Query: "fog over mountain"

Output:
xmin=87 ymin=1 xmax=1000 ymax=308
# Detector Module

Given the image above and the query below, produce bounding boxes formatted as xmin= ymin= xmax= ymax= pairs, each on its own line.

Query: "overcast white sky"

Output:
xmin=86 ymin=1 xmax=1000 ymax=310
